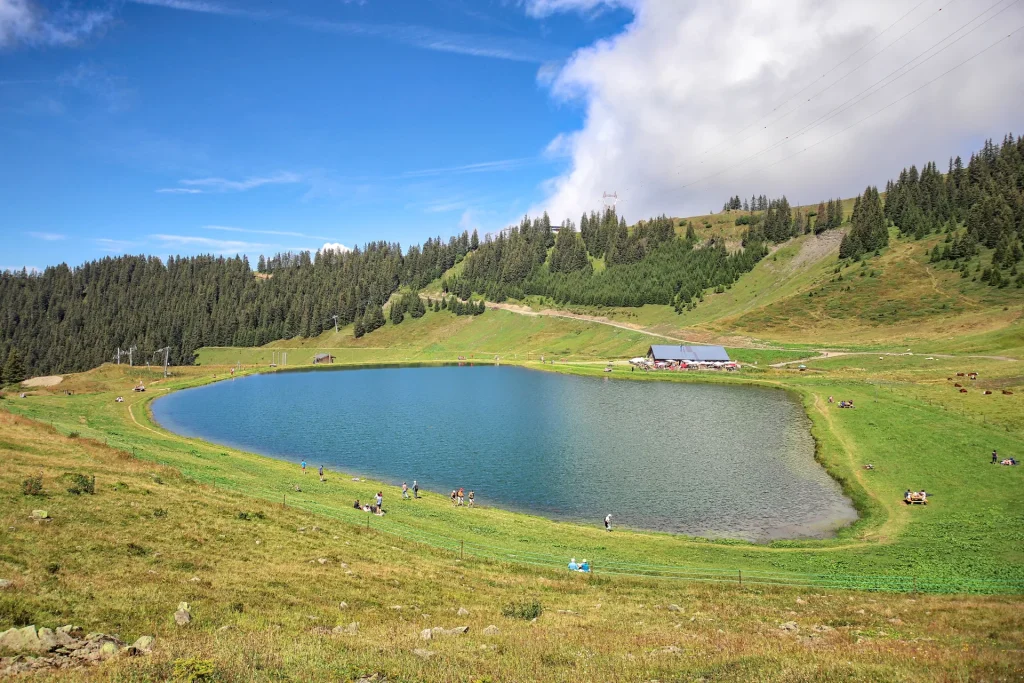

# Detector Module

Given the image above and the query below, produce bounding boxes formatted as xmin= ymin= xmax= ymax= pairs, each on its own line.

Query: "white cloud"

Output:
xmin=159 ymin=171 xmax=302 ymax=194
xmin=320 ymin=242 xmax=351 ymax=254
xmin=25 ymin=231 xmax=65 ymax=241
xmin=204 ymin=225 xmax=337 ymax=241
xmin=523 ymin=0 xmax=636 ymax=19
xmin=531 ymin=0 xmax=1024 ymax=223
xmin=401 ymin=158 xmax=533 ymax=178
xmin=149 ymin=233 xmax=274 ymax=253
xmin=0 ymin=0 xmax=112 ymax=49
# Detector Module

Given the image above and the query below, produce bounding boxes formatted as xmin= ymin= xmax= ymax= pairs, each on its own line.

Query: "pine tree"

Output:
xmin=4 ymin=348 xmax=26 ymax=384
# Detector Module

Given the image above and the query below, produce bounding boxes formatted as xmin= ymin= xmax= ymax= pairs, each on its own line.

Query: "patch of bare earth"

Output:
xmin=21 ymin=375 xmax=63 ymax=388
xmin=787 ymin=229 xmax=845 ymax=273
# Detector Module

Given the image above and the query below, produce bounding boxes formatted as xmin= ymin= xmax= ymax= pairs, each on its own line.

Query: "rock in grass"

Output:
xmin=412 ymin=648 xmax=434 ymax=659
xmin=796 ymin=598 xmax=807 ymax=605
xmin=0 ymin=579 xmax=12 ymax=590
xmin=338 ymin=601 xmax=348 ymax=610
xmin=129 ymin=635 xmax=155 ymax=654
xmin=457 ymin=607 xmax=469 ymax=616
xmin=36 ymin=627 xmax=58 ymax=652
xmin=99 ymin=641 xmax=120 ymax=658
xmin=332 ymin=622 xmax=359 ymax=635
xmin=482 ymin=625 xmax=500 ymax=636
xmin=31 ymin=510 xmax=49 ymax=520
xmin=0 ymin=625 xmax=43 ymax=653
xmin=779 ymin=621 xmax=799 ymax=633
xmin=419 ymin=628 xmax=432 ymax=640
xmin=174 ymin=604 xmax=192 ymax=626
xmin=667 ymin=604 xmax=683 ymax=613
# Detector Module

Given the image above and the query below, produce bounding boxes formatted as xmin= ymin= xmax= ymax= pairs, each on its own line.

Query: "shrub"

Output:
xmin=230 ymin=601 xmax=245 ymax=613
xmin=112 ymin=481 xmax=129 ymax=491
xmin=64 ymin=473 xmax=95 ymax=495
xmin=501 ymin=600 xmax=542 ymax=620
xmin=153 ymin=508 xmax=168 ymax=518
xmin=0 ymin=597 xmax=34 ymax=627
xmin=67 ymin=431 xmax=80 ymax=439
xmin=237 ymin=511 xmax=250 ymax=521
xmin=45 ymin=562 xmax=60 ymax=574
xmin=173 ymin=657 xmax=216 ymax=682
xmin=21 ymin=476 xmax=43 ymax=496
xmin=126 ymin=542 xmax=149 ymax=557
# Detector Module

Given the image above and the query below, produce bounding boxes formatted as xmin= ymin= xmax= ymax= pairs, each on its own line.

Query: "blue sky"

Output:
xmin=1 ymin=0 xmax=633 ymax=269
xmin=5 ymin=0 xmax=1023 ymax=271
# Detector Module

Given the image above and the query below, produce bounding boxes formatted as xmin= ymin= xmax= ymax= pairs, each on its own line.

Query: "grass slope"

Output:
xmin=4 ymin=412 xmax=1023 ymax=681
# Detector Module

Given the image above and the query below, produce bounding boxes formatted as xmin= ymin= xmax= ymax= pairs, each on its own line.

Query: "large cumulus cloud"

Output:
xmin=534 ymin=0 xmax=1024 ymax=222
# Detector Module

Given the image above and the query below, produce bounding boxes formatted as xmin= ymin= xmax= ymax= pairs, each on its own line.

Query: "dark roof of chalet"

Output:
xmin=647 ymin=344 xmax=731 ymax=362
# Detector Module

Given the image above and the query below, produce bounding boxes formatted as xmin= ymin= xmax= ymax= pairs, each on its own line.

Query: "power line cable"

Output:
xmin=675 ymin=0 xmax=1021 ymax=191
xmin=697 ymin=0 xmax=936 ymax=160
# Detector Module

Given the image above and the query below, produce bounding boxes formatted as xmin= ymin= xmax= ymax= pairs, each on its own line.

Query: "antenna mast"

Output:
xmin=154 ymin=347 xmax=171 ymax=378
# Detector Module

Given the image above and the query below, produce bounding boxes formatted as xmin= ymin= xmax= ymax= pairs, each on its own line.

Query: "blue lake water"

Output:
xmin=152 ymin=365 xmax=858 ymax=541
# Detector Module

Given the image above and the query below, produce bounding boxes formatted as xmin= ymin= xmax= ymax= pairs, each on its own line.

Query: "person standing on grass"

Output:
xmin=992 ymin=450 xmax=998 ymax=464
xmin=402 ymin=482 xmax=410 ymax=499
xmin=413 ymin=480 xmax=419 ymax=498
xmin=375 ymin=491 xmax=383 ymax=511
xmin=467 ymin=491 xmax=474 ymax=507
xmin=604 ymin=514 xmax=612 ymax=531
xmin=319 ymin=465 xmax=324 ymax=482
xmin=301 ymin=460 xmax=307 ymax=475
xmin=457 ymin=487 xmax=464 ymax=506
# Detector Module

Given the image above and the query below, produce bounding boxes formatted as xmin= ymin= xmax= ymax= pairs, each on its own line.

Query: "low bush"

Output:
xmin=153 ymin=508 xmax=168 ymax=518
xmin=172 ymin=657 xmax=216 ymax=682
xmin=21 ymin=475 xmax=43 ymax=496
xmin=126 ymin=542 xmax=149 ymax=557
xmin=67 ymin=431 xmax=80 ymax=439
xmin=501 ymin=600 xmax=542 ymax=620
xmin=63 ymin=473 xmax=95 ymax=495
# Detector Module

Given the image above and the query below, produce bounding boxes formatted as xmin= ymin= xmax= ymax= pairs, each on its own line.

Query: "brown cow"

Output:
xmin=959 ymin=388 xmax=968 ymax=393
xmin=956 ymin=372 xmax=965 ymax=377
xmin=983 ymin=390 xmax=993 ymax=395
xmin=954 ymin=383 xmax=962 ymax=388
xmin=1003 ymin=390 xmax=1014 ymax=395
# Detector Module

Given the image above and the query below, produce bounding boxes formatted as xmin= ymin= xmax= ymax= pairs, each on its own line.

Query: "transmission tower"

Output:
xmin=328 ymin=314 xmax=339 ymax=334
xmin=127 ymin=344 xmax=138 ymax=367
xmin=113 ymin=347 xmax=130 ymax=365
xmin=601 ymin=191 xmax=620 ymax=210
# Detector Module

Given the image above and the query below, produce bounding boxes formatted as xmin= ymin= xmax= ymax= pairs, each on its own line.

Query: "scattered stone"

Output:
xmin=99 ymin=641 xmax=119 ymax=658
xmin=218 ymin=625 xmax=235 ymax=632
xmin=557 ymin=610 xmax=578 ymax=616
xmin=307 ymin=615 xmax=319 ymax=621
xmin=888 ymin=618 xmax=903 ymax=625
xmin=856 ymin=609 xmax=866 ymax=615
xmin=31 ymin=510 xmax=48 ymax=519
xmin=457 ymin=607 xmax=469 ymax=616
xmin=332 ymin=622 xmax=359 ymax=635
xmin=389 ymin=605 xmax=403 ymax=611
xmin=339 ymin=602 xmax=349 ymax=610
xmin=255 ymin=540 xmax=262 ymax=545
xmin=0 ymin=625 xmax=128 ymax=675
xmin=294 ymin=486 xmax=301 ymax=492
xmin=796 ymin=598 xmax=807 ymax=605
xmin=812 ymin=625 xmax=833 ymax=633
xmin=317 ymin=558 xmax=328 ymax=565
xmin=0 ymin=579 xmax=12 ymax=590
xmin=129 ymin=635 xmax=155 ymax=655
xmin=779 ymin=621 xmax=799 ymax=633
xmin=0 ymin=626 xmax=43 ymax=653
xmin=667 ymin=604 xmax=683 ymax=613
xmin=189 ymin=577 xmax=201 ymax=583
xmin=174 ymin=604 xmax=192 ymax=626
xmin=419 ymin=628 xmax=432 ymax=641
xmin=412 ymin=648 xmax=434 ymax=659
xmin=312 ymin=526 xmax=320 ymax=532
xmin=36 ymin=628 xmax=58 ymax=652
xmin=448 ymin=626 xmax=469 ymax=635
xmin=482 ymin=625 xmax=500 ymax=636
xmin=298 ymin=527 xmax=307 ymax=532
xmin=352 ymin=477 xmax=360 ymax=482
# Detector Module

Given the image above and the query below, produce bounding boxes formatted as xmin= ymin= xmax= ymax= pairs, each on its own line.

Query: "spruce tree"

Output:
xmin=4 ymin=348 xmax=26 ymax=384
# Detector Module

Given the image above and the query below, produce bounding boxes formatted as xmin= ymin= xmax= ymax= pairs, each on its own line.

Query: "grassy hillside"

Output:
xmin=3 ymin=406 xmax=1022 ymax=681
xmin=3 ymin=357 xmax=1023 ymax=679
xmin=469 ymin=227 xmax=1023 ymax=356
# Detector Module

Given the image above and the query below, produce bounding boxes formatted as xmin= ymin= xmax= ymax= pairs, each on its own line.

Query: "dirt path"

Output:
xmin=769 ymin=350 xmax=1019 ymax=368
xmin=485 ymin=301 xmax=695 ymax=343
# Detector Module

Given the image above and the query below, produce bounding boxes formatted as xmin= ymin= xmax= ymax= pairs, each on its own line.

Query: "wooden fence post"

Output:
xmin=738 ymin=570 xmax=742 ymax=587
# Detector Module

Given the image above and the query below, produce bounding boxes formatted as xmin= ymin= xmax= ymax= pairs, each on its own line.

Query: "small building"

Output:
xmin=313 ymin=353 xmax=335 ymax=365
xmin=647 ymin=345 xmax=731 ymax=364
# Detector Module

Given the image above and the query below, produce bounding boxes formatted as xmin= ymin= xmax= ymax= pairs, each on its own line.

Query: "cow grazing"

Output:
xmin=959 ymin=388 xmax=968 ymax=393
xmin=1002 ymin=390 xmax=1014 ymax=395
xmin=954 ymin=383 xmax=963 ymax=388
xmin=956 ymin=372 xmax=966 ymax=377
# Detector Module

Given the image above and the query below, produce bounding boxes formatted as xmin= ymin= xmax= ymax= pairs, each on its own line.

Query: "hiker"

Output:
xmin=604 ymin=514 xmax=612 ymax=531
xmin=375 ymin=491 xmax=383 ymax=511
xmin=451 ymin=490 xmax=458 ymax=505
xmin=579 ymin=559 xmax=590 ymax=573
xmin=457 ymin=487 xmax=464 ymax=506
xmin=992 ymin=450 xmax=998 ymax=464
xmin=828 ymin=396 xmax=834 ymax=403
xmin=353 ymin=499 xmax=361 ymax=509
xmin=402 ymin=482 xmax=410 ymax=499
xmin=413 ymin=480 xmax=419 ymax=498
xmin=301 ymin=460 xmax=307 ymax=475
xmin=568 ymin=558 xmax=578 ymax=571
xmin=467 ymin=491 xmax=474 ymax=507
xmin=904 ymin=490 xmax=911 ymax=503
xmin=319 ymin=465 xmax=324 ymax=482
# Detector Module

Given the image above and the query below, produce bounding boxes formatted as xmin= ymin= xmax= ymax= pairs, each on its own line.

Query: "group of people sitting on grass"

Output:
xmin=904 ymin=489 xmax=928 ymax=504
xmin=354 ymin=491 xmax=386 ymax=516
xmin=567 ymin=558 xmax=591 ymax=573
xmin=450 ymin=487 xmax=474 ymax=507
